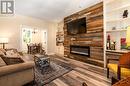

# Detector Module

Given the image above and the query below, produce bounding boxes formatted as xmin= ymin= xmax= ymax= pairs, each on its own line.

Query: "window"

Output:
xmin=23 ymin=29 xmax=32 ymax=44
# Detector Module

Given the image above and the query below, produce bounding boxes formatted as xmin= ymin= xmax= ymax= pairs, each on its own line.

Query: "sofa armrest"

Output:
xmin=0 ymin=57 xmax=6 ymax=67
xmin=0 ymin=62 xmax=34 ymax=77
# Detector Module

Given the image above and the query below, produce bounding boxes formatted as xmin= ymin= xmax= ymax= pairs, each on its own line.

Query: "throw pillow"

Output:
xmin=0 ymin=49 xmax=5 ymax=56
xmin=6 ymin=50 xmax=20 ymax=58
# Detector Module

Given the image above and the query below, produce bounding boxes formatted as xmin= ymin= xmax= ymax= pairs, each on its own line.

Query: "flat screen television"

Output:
xmin=67 ymin=17 xmax=86 ymax=35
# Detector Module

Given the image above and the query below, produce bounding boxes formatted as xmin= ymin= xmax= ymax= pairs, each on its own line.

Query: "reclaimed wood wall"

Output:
xmin=64 ymin=2 xmax=104 ymax=62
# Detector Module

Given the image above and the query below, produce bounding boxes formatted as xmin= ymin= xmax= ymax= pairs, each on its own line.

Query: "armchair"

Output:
xmin=107 ymin=52 xmax=130 ymax=80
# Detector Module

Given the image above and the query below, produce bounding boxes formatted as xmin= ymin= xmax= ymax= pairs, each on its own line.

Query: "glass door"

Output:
xmin=21 ymin=27 xmax=32 ymax=52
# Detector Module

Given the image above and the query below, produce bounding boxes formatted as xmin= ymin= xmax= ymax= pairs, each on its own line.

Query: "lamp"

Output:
xmin=0 ymin=38 xmax=9 ymax=49
xmin=126 ymin=27 xmax=130 ymax=49
xmin=32 ymin=28 xmax=38 ymax=34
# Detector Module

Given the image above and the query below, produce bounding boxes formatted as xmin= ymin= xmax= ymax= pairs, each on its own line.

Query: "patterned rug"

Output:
xmin=35 ymin=58 xmax=73 ymax=85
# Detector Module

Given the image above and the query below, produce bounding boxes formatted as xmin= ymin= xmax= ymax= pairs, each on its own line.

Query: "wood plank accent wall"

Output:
xmin=64 ymin=2 xmax=104 ymax=62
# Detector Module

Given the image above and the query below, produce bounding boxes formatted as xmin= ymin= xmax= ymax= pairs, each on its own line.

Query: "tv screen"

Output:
xmin=67 ymin=17 xmax=86 ymax=35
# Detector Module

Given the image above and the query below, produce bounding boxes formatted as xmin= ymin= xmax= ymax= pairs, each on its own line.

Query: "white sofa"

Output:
xmin=0 ymin=58 xmax=34 ymax=86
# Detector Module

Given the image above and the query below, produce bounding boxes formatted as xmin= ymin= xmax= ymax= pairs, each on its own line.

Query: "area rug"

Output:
xmin=35 ymin=58 xmax=73 ymax=85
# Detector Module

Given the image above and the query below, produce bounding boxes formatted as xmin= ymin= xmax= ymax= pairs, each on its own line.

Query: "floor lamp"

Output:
xmin=0 ymin=38 xmax=9 ymax=49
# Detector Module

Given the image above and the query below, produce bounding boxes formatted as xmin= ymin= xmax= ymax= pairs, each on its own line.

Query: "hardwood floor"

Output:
xmin=44 ymin=55 xmax=111 ymax=86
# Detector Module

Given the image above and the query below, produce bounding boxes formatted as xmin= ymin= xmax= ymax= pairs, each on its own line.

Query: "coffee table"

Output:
xmin=34 ymin=55 xmax=50 ymax=69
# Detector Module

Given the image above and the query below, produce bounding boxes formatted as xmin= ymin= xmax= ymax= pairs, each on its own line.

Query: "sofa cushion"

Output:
xmin=0 ymin=49 xmax=6 ymax=53
xmin=0 ymin=57 xmax=6 ymax=67
xmin=0 ymin=49 xmax=6 ymax=56
xmin=0 ymin=51 xmax=5 ymax=56
xmin=6 ymin=50 xmax=20 ymax=58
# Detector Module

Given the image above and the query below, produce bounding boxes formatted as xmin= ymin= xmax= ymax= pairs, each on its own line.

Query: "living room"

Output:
xmin=0 ymin=0 xmax=130 ymax=86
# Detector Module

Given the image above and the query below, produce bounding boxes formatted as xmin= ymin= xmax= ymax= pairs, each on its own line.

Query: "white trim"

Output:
xmin=41 ymin=30 xmax=48 ymax=54
xmin=103 ymin=1 xmax=107 ymax=68
xmin=20 ymin=25 xmax=23 ymax=51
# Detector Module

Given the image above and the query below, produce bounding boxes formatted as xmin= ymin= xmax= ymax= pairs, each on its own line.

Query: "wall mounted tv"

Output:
xmin=67 ymin=17 xmax=86 ymax=35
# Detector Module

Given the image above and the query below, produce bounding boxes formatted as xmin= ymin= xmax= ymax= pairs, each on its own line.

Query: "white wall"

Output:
xmin=55 ymin=21 xmax=64 ymax=56
xmin=47 ymin=22 xmax=57 ymax=55
xmin=0 ymin=14 xmax=57 ymax=54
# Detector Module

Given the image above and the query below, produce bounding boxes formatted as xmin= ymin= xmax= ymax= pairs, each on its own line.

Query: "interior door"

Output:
xmin=41 ymin=30 xmax=47 ymax=54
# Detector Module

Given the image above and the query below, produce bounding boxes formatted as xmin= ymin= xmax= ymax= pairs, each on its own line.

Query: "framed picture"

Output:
xmin=121 ymin=38 xmax=127 ymax=49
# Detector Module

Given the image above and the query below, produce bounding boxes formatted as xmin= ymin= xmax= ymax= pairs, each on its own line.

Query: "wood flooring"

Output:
xmin=44 ymin=55 xmax=111 ymax=86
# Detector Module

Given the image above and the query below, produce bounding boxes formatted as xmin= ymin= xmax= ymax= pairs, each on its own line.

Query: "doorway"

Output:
xmin=21 ymin=25 xmax=48 ymax=53
xmin=21 ymin=27 xmax=33 ymax=52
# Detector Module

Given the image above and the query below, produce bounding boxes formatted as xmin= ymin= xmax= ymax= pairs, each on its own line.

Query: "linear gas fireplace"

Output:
xmin=70 ymin=45 xmax=90 ymax=57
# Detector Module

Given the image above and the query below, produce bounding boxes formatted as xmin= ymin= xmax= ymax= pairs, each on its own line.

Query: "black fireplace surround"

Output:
xmin=70 ymin=45 xmax=90 ymax=57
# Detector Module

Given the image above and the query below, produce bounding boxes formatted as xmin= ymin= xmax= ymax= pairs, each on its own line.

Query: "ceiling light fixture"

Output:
xmin=32 ymin=28 xmax=38 ymax=34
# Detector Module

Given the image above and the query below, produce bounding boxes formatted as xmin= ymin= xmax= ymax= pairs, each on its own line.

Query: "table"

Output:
xmin=27 ymin=44 xmax=41 ymax=54
xmin=34 ymin=55 xmax=50 ymax=69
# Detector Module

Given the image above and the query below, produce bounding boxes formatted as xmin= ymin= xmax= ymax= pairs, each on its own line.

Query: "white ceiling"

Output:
xmin=15 ymin=0 xmax=103 ymax=22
